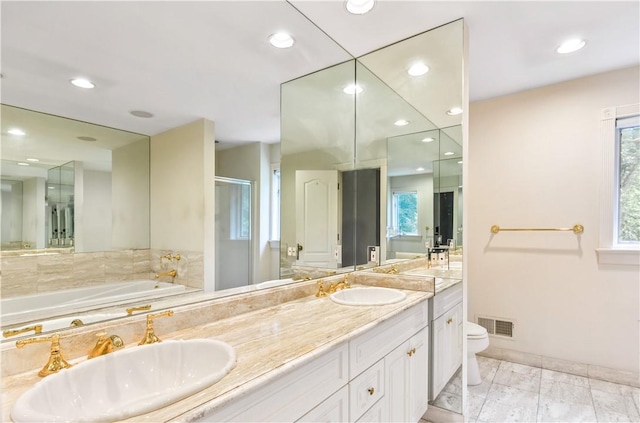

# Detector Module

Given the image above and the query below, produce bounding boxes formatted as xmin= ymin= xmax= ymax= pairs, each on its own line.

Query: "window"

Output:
xmin=392 ymin=190 xmax=418 ymax=235
xmin=270 ymin=165 xmax=280 ymax=241
xmin=597 ymin=104 xmax=640 ymax=266
xmin=616 ymin=116 xmax=640 ymax=245
xmin=230 ymin=182 xmax=251 ymax=240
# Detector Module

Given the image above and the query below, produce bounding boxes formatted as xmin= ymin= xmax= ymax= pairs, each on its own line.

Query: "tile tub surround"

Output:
xmin=0 ymin=249 xmax=154 ymax=298
xmin=1 ymin=283 xmax=432 ymax=422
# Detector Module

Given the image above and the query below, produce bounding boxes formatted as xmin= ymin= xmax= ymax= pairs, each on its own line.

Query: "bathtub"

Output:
xmin=1 ymin=280 xmax=186 ymax=326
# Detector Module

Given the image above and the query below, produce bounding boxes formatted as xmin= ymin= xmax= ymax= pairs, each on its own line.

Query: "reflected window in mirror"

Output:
xmin=391 ymin=190 xmax=419 ymax=236
xmin=271 ymin=165 xmax=281 ymax=241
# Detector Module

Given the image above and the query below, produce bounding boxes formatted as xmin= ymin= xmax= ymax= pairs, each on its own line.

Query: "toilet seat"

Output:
xmin=466 ymin=321 xmax=488 ymax=339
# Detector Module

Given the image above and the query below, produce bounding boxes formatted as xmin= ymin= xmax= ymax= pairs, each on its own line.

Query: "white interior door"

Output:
xmin=295 ymin=170 xmax=339 ymax=268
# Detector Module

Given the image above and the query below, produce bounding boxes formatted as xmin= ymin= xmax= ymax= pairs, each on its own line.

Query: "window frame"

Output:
xmin=596 ymin=104 xmax=640 ymax=266
xmin=391 ymin=189 xmax=419 ymax=236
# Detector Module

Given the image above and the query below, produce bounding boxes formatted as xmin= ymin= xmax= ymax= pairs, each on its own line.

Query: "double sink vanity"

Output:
xmin=2 ymin=258 xmax=463 ymax=422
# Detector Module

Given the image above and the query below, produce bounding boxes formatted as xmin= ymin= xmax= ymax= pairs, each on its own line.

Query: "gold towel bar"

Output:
xmin=491 ymin=224 xmax=584 ymax=234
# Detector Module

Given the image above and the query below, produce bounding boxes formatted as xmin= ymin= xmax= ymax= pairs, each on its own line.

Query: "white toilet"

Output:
xmin=466 ymin=321 xmax=489 ymax=386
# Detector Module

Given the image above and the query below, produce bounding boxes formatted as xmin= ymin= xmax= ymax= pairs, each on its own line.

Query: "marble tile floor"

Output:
xmin=430 ymin=356 xmax=640 ymax=423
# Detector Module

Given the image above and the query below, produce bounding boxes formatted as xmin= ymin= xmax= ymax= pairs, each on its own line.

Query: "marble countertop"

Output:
xmin=2 ymin=286 xmax=432 ymax=422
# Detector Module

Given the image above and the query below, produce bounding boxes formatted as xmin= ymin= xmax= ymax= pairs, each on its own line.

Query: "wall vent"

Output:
xmin=476 ymin=315 xmax=515 ymax=339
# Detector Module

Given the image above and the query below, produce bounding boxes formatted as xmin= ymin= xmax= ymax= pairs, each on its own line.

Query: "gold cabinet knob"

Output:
xmin=407 ymin=347 xmax=416 ymax=357
xmin=368 ymin=387 xmax=375 ymax=395
xmin=447 ymin=317 xmax=453 ymax=324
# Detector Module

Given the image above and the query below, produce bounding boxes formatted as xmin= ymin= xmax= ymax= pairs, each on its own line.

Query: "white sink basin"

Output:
xmin=330 ymin=287 xmax=406 ymax=306
xmin=11 ymin=339 xmax=236 ymax=423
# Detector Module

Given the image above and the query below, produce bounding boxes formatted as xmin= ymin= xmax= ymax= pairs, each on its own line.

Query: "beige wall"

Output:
xmin=150 ymin=119 xmax=215 ymax=290
xmin=112 ymin=138 xmax=150 ymax=250
xmin=468 ymin=66 xmax=640 ymax=373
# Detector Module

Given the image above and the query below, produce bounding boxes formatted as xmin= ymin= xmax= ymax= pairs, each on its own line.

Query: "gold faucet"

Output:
xmin=374 ymin=265 xmax=399 ymax=274
xmin=315 ymin=280 xmax=328 ymax=297
xmin=16 ymin=333 xmax=71 ymax=377
xmin=126 ymin=304 xmax=152 ymax=315
xmin=3 ymin=324 xmax=43 ymax=338
xmin=138 ymin=310 xmax=174 ymax=345
xmin=154 ymin=269 xmax=177 ymax=279
xmin=88 ymin=332 xmax=124 ymax=359
xmin=161 ymin=253 xmax=181 ymax=261
xmin=315 ymin=276 xmax=351 ymax=297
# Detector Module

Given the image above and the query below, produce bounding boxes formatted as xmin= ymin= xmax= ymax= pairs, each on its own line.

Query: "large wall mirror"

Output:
xmin=1 ymin=104 xmax=150 ymax=253
xmin=280 ymin=19 xmax=465 ymax=414
xmin=280 ymin=19 xmax=463 ymax=274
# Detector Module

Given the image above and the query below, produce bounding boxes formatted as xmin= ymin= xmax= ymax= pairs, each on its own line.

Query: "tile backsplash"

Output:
xmin=0 ymin=249 xmax=204 ymax=297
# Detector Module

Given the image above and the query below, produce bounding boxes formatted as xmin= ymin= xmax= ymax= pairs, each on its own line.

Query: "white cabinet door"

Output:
xmin=385 ymin=328 xmax=429 ymax=423
xmin=431 ymin=301 xmax=463 ymax=400
xmin=408 ymin=328 xmax=429 ymax=423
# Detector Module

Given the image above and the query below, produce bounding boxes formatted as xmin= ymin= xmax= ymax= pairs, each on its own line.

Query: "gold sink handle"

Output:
xmin=3 ymin=324 xmax=43 ymax=338
xmin=126 ymin=304 xmax=152 ymax=315
xmin=88 ymin=332 xmax=124 ymax=359
xmin=138 ymin=310 xmax=174 ymax=345
xmin=16 ymin=333 xmax=71 ymax=377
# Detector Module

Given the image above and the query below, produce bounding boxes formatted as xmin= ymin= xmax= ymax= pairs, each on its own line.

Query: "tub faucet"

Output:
xmin=154 ymin=269 xmax=177 ymax=279
xmin=88 ymin=332 xmax=124 ymax=359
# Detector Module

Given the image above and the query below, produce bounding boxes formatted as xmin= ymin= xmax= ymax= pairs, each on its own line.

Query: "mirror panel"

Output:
xmin=280 ymin=60 xmax=357 ymax=277
xmin=1 ymin=104 xmax=150 ymax=253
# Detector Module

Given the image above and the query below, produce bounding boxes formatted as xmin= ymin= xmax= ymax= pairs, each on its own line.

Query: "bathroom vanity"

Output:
xmin=1 ymin=281 xmax=433 ymax=423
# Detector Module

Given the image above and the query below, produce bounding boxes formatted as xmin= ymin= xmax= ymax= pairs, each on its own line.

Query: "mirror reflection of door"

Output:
xmin=434 ymin=192 xmax=454 ymax=246
xmin=295 ymin=170 xmax=339 ymax=268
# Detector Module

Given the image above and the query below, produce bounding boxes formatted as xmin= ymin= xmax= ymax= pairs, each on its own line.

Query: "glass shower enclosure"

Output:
xmin=214 ymin=177 xmax=253 ymax=290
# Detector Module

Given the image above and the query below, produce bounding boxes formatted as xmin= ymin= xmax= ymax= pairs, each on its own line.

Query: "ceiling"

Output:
xmin=1 ymin=1 xmax=638 ymax=146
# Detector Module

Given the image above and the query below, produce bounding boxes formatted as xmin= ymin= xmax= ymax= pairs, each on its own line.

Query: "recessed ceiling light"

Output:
xmin=17 ymin=162 xmax=29 ymax=166
xmin=447 ymin=107 xmax=463 ymax=116
xmin=343 ymin=84 xmax=363 ymax=95
xmin=556 ymin=38 xmax=586 ymax=54
xmin=26 ymin=158 xmax=40 ymax=162
xmin=394 ymin=119 xmax=410 ymax=126
xmin=70 ymin=78 xmax=95 ymax=89
xmin=458 ymin=160 xmax=463 ymax=164
xmin=8 ymin=128 xmax=26 ymax=136
xmin=345 ymin=0 xmax=375 ymax=15
xmin=416 ymin=167 xmax=425 ymax=171
xmin=408 ymin=63 xmax=429 ymax=77
xmin=130 ymin=110 xmax=154 ymax=118
xmin=444 ymin=152 xmax=454 ymax=156
xmin=421 ymin=137 xmax=435 ymax=143
xmin=269 ymin=32 xmax=295 ymax=48
xmin=48 ymin=186 xmax=55 ymax=190
xmin=77 ymin=136 xmax=98 ymax=142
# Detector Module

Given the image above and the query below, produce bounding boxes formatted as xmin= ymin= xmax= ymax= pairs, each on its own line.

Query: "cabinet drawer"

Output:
xmin=349 ymin=301 xmax=428 ymax=377
xmin=350 ymin=359 xmax=385 ymax=422
xmin=200 ymin=342 xmax=349 ymax=422
xmin=356 ymin=397 xmax=386 ymax=423
xmin=432 ymin=282 xmax=462 ymax=319
xmin=297 ymin=385 xmax=349 ymax=423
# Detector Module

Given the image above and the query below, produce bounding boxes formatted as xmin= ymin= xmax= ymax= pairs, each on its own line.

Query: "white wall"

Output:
xmin=1 ymin=181 xmax=22 ymax=244
xmin=82 ymin=170 xmax=112 ymax=252
xmin=468 ymin=66 xmax=640 ymax=373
